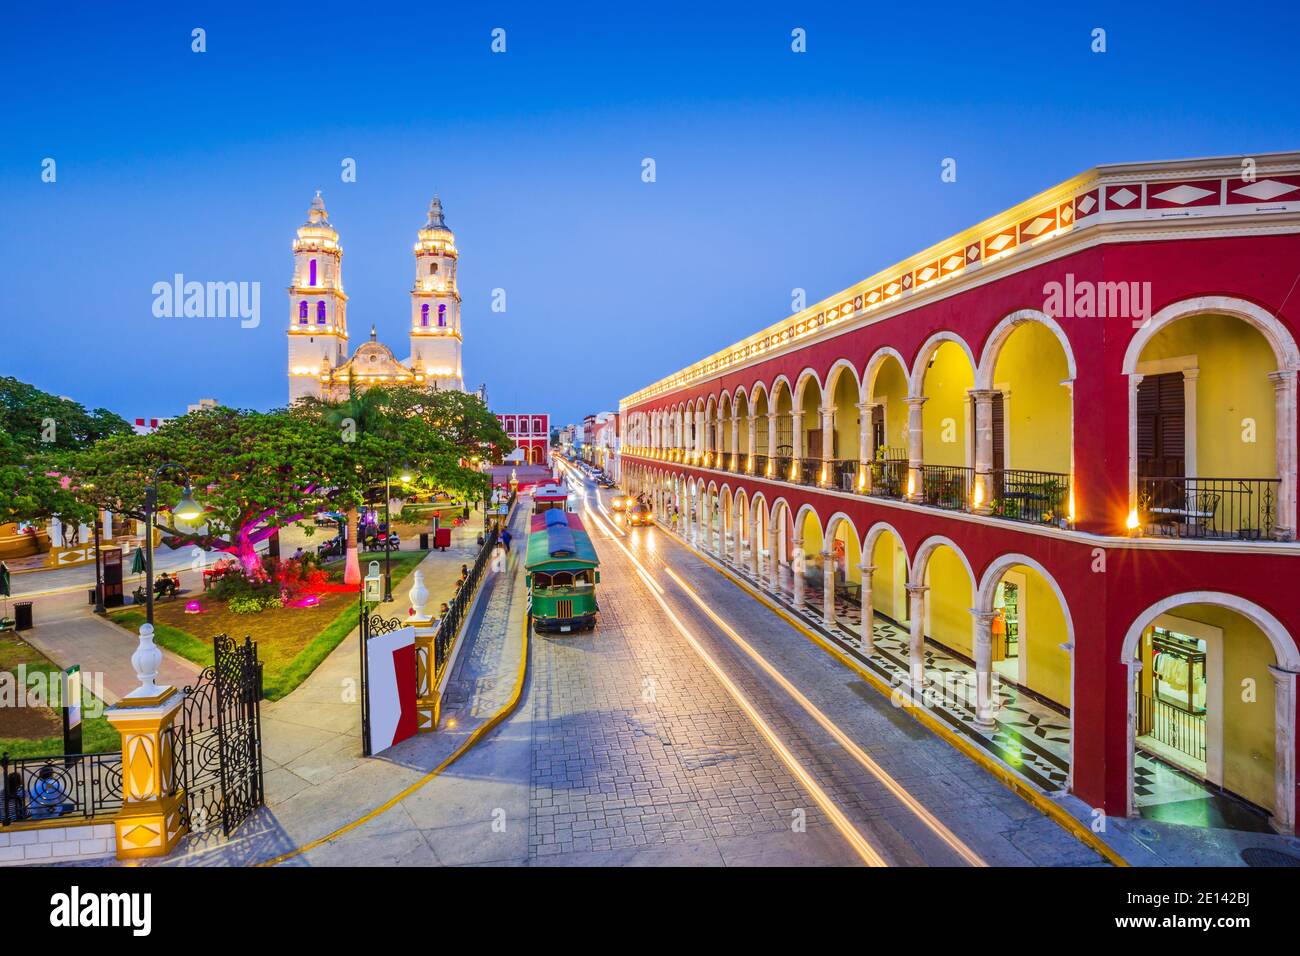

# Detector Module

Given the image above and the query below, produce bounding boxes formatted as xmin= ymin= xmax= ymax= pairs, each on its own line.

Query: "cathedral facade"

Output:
xmin=287 ymin=192 xmax=466 ymax=403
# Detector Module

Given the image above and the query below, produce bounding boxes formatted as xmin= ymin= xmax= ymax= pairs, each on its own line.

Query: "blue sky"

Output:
xmin=2 ymin=1 xmax=1297 ymax=428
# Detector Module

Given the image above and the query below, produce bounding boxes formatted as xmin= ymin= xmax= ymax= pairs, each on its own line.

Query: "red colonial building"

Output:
xmin=498 ymin=412 xmax=550 ymax=466
xmin=620 ymin=152 xmax=1300 ymax=834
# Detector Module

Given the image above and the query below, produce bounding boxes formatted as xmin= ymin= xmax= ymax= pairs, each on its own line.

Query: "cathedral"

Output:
xmin=287 ymin=192 xmax=470 ymax=403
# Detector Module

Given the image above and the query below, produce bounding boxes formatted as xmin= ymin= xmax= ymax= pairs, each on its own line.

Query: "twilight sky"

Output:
xmin=2 ymin=1 xmax=1297 ymax=428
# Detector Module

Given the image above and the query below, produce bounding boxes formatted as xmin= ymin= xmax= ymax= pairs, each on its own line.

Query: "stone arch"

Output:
xmin=1119 ymin=590 xmax=1299 ymax=831
xmin=908 ymin=331 xmax=978 ymax=399
xmin=975 ymin=309 xmax=1079 ymax=391
xmin=1122 ymin=296 xmax=1300 ymax=376
xmin=910 ymin=533 xmax=976 ymax=586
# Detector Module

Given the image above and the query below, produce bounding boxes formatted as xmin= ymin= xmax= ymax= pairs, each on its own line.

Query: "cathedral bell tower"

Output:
xmin=287 ymin=191 xmax=348 ymax=402
xmin=408 ymin=196 xmax=464 ymax=391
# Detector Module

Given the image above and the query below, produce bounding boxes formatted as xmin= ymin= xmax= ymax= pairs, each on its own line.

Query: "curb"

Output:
xmin=667 ymin=524 xmax=1128 ymax=868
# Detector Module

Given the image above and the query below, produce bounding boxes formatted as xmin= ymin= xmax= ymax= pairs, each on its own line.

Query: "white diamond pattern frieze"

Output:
xmin=1152 ymin=184 xmax=1216 ymax=205
xmin=1108 ymin=187 xmax=1138 ymax=208
xmin=1233 ymin=179 xmax=1299 ymax=201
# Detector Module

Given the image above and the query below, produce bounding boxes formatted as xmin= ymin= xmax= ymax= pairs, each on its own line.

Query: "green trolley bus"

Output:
xmin=526 ymin=508 xmax=600 ymax=633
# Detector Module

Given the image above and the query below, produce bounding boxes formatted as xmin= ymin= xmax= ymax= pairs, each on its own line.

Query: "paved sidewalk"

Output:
xmin=134 ymin=504 xmax=529 ymax=867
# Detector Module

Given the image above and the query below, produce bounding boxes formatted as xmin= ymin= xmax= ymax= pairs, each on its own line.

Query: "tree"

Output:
xmin=0 ymin=376 xmax=132 ymax=453
xmin=70 ymin=405 xmax=373 ymax=576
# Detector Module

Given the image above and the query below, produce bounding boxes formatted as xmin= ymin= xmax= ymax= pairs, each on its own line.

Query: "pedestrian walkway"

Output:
xmin=129 ymin=503 xmax=530 ymax=867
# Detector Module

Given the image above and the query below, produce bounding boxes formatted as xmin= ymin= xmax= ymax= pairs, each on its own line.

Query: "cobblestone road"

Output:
xmin=517 ymin=471 xmax=1105 ymax=866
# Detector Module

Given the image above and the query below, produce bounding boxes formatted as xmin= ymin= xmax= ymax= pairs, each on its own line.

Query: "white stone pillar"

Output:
xmin=746 ymin=414 xmax=757 ymax=470
xmin=970 ymin=389 xmax=995 ymax=514
xmin=792 ymin=538 xmax=805 ymax=609
xmin=906 ymin=583 xmax=929 ymax=689
xmin=820 ymin=406 xmax=835 ymax=487
xmin=970 ymin=609 xmax=998 ymax=729
xmin=748 ymin=511 xmax=760 ymax=578
xmin=905 ymin=397 xmax=927 ymax=501
xmin=855 ymin=401 xmax=874 ymax=493
xmin=103 ymin=510 xmax=114 ymax=540
xmin=1267 ymin=664 xmax=1297 ymax=834
xmin=730 ymin=414 xmax=740 ymax=466
xmin=790 ymin=409 xmax=804 ymax=481
xmin=821 ymin=550 xmax=836 ymax=627
xmin=768 ymin=539 xmax=780 ymax=592
xmin=859 ymin=563 xmax=876 ymax=655
xmin=734 ymin=504 xmax=744 ymax=565
xmin=764 ymin=411 xmax=774 ymax=476
xmin=1269 ymin=370 xmax=1297 ymax=540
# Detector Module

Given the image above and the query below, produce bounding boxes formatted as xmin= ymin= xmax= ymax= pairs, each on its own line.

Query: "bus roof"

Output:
xmin=526 ymin=512 xmax=599 ymax=569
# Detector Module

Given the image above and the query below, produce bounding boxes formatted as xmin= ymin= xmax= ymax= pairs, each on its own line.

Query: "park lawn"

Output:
xmin=108 ymin=551 xmax=430 ymax=702
xmin=0 ymin=632 xmax=120 ymax=758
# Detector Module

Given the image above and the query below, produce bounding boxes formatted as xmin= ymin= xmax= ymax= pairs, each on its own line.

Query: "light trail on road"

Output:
xmin=572 ymin=463 xmax=984 ymax=866
xmin=582 ymin=503 xmax=888 ymax=866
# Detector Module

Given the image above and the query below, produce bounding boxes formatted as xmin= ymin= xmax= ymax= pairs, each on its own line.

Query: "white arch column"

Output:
xmin=969 ymin=389 xmax=995 ymax=514
xmin=748 ymin=508 xmax=760 ymax=580
xmin=819 ymin=404 xmax=835 ymax=487
xmin=905 ymin=397 xmax=926 ymax=501
xmin=766 ymin=412 xmax=778 ymax=476
xmin=1269 ymin=370 xmax=1297 ymax=540
xmin=1267 ymin=664 xmax=1298 ymax=832
xmin=858 ymin=563 xmax=876 ymax=655
xmin=821 ymin=549 xmax=836 ymax=627
xmin=970 ymin=609 xmax=998 ymax=729
xmin=906 ymin=583 xmax=928 ymax=688
xmin=746 ymin=413 xmax=757 ymax=471
xmin=855 ymin=401 xmax=874 ymax=493
xmin=789 ymin=409 xmax=804 ymax=481
xmin=791 ymin=537 xmax=805 ymax=609
xmin=734 ymin=502 xmax=745 ymax=565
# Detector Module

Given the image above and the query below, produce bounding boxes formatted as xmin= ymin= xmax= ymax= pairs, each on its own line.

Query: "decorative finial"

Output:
xmin=370 ymin=324 xmax=377 ymax=341
xmin=425 ymin=196 xmax=447 ymax=229
xmin=307 ymin=190 xmax=329 ymax=225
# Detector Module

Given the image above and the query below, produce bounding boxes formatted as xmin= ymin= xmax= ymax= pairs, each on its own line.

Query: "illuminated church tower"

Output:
xmin=408 ymin=197 xmax=464 ymax=391
xmin=287 ymin=191 xmax=348 ymax=402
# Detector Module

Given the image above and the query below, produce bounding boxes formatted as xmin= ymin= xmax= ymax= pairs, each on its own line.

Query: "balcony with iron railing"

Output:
xmin=988 ymin=468 xmax=1072 ymax=528
xmin=1138 ymin=476 xmax=1278 ymax=540
xmin=865 ymin=453 xmax=908 ymax=501
xmin=919 ymin=464 xmax=974 ymax=512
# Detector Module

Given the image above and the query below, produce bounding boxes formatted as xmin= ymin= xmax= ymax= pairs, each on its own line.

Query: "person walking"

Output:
xmin=501 ymin=528 xmax=513 ymax=551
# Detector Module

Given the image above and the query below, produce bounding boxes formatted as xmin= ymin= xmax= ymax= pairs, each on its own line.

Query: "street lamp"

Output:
xmin=142 ymin=463 xmax=203 ymax=628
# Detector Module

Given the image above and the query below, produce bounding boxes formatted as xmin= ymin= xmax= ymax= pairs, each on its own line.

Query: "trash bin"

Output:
xmin=88 ymin=588 xmax=97 ymax=605
xmin=14 ymin=601 xmax=34 ymax=632
xmin=419 ymin=532 xmax=429 ymax=550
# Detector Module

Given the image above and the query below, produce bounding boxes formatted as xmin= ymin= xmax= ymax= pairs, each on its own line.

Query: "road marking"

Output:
xmin=584 ymin=505 xmax=888 ymax=867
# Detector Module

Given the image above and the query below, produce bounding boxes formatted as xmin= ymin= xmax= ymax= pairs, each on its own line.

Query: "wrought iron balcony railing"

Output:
xmin=989 ymin=468 xmax=1072 ymax=528
xmin=750 ymin=453 xmax=768 ymax=477
xmin=830 ymin=459 xmax=860 ymax=492
xmin=1138 ymin=475 xmax=1278 ymax=540
xmin=920 ymin=464 xmax=973 ymax=512
xmin=865 ymin=457 xmax=908 ymax=500
xmin=796 ymin=458 xmax=821 ymax=486
xmin=1137 ymin=693 xmax=1206 ymax=764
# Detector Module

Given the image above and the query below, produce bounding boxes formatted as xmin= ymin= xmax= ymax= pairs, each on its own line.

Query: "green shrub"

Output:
xmin=228 ymin=593 xmax=284 ymax=615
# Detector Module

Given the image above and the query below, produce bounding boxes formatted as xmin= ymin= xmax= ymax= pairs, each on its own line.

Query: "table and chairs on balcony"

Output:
xmin=1138 ymin=476 xmax=1278 ymax=540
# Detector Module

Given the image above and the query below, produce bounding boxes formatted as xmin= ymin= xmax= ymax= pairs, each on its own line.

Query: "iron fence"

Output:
xmin=1137 ymin=693 xmax=1207 ymax=764
xmin=433 ymin=524 xmax=500 ymax=675
xmin=771 ymin=455 xmax=793 ymax=482
xmin=796 ymin=458 xmax=821 ymax=486
xmin=989 ymin=468 xmax=1072 ymax=527
xmin=1 ymin=750 xmax=122 ymax=826
xmin=750 ymin=454 xmax=768 ymax=477
xmin=1138 ymin=476 xmax=1277 ymax=540
xmin=831 ymin=459 xmax=860 ymax=492
xmin=732 ymin=453 xmax=749 ymax=474
xmin=920 ymin=464 xmax=973 ymax=511
xmin=866 ymin=457 xmax=908 ymax=500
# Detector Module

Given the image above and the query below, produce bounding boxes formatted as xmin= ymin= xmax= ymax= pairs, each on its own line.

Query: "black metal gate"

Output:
xmin=173 ymin=634 xmax=264 ymax=835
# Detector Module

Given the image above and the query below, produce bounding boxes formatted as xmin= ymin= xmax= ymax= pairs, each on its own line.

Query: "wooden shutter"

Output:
xmin=991 ymin=393 xmax=1006 ymax=471
xmin=1136 ymin=373 xmax=1185 ymax=477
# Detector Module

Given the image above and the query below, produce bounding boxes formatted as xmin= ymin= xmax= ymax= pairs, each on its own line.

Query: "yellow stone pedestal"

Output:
xmin=105 ymin=691 xmax=189 ymax=859
xmin=413 ymin=618 xmax=440 ymax=732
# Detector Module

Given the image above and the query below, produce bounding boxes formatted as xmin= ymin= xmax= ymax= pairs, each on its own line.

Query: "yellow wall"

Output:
xmin=924 ymin=547 xmax=973 ymax=656
xmin=736 ymin=396 xmax=750 ymax=452
xmin=872 ymin=360 xmax=909 ymax=452
xmin=799 ymin=381 xmax=821 ymax=457
xmin=799 ymin=510 xmax=823 ymax=554
xmin=830 ymin=520 xmax=861 ymax=585
xmin=992 ymin=323 xmax=1072 ymax=474
xmin=1021 ymin=568 xmax=1071 ymax=707
xmin=1176 ymin=604 xmax=1277 ymax=811
xmin=831 ymin=371 xmax=858 ymax=460
xmin=1140 ymin=314 xmax=1277 ymax=479
xmin=921 ymin=342 xmax=973 ymax=468
xmin=753 ymin=391 xmax=769 ymax=453
xmin=870 ymin=533 xmax=902 ymax=620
